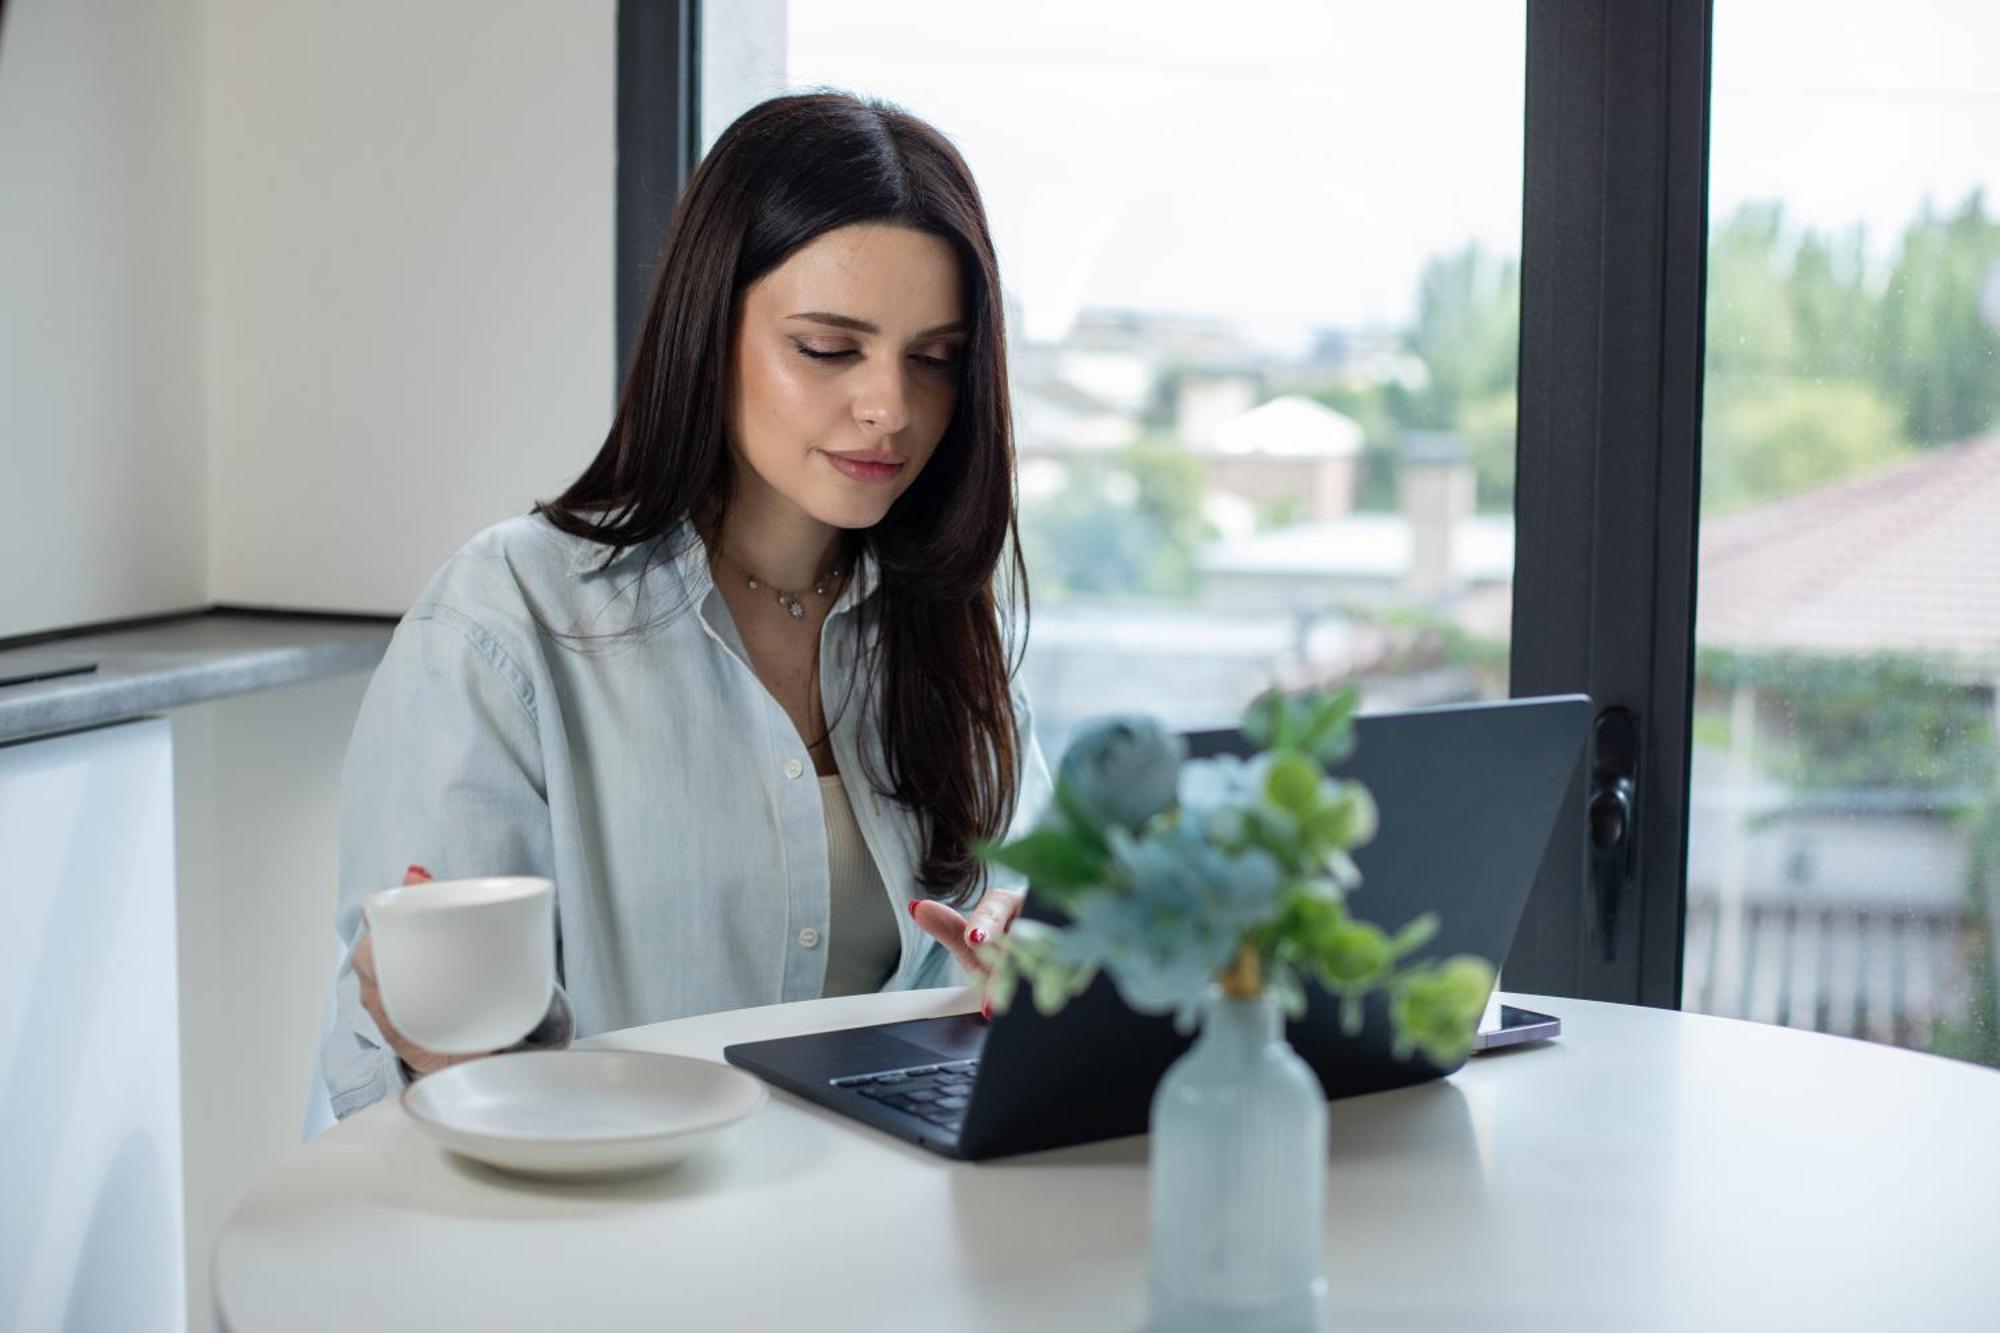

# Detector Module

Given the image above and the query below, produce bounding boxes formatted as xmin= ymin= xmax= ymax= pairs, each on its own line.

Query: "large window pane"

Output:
xmin=704 ymin=1 xmax=1525 ymax=757
xmin=1687 ymin=1 xmax=2000 ymax=1066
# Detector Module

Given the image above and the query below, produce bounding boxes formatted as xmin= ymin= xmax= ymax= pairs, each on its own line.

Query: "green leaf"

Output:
xmin=1319 ymin=849 xmax=1362 ymax=890
xmin=1239 ymin=796 xmax=1293 ymax=851
xmin=1303 ymin=782 xmax=1377 ymax=851
xmin=1312 ymin=918 xmax=1394 ymax=989
xmin=1295 ymin=686 xmax=1360 ymax=766
xmin=1387 ymin=954 xmax=1497 ymax=1066
xmin=1388 ymin=912 xmax=1440 ymax=957
xmin=1339 ymin=987 xmax=1367 ymax=1036
xmin=974 ymin=828 xmax=1107 ymax=890
xmin=1263 ymin=752 xmax=1324 ymax=816
xmin=1246 ymin=686 xmax=1332 ymax=753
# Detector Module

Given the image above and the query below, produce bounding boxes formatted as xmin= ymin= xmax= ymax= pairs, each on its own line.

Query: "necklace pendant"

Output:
xmin=787 ymin=599 xmax=806 ymax=620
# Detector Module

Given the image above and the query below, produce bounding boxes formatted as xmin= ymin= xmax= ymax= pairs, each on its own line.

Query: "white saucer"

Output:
xmin=400 ymin=1049 xmax=766 ymax=1179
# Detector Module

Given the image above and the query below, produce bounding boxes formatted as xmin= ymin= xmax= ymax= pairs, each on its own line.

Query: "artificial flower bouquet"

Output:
xmin=975 ymin=687 xmax=1494 ymax=1065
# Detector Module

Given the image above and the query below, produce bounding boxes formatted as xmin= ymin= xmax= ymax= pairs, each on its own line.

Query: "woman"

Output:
xmin=320 ymin=91 xmax=1051 ymax=1120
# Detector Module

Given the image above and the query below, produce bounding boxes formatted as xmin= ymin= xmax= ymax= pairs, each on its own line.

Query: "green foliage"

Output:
xmin=1298 ymin=245 xmax=1521 ymax=515
xmin=1403 ymin=244 xmax=1520 ymax=513
xmin=1389 ymin=956 xmax=1499 ymax=1066
xmin=1702 ymin=193 xmax=2000 ymax=515
xmin=1457 ymin=390 xmax=1519 ymax=513
xmin=1696 ymin=652 xmax=2000 ymax=1074
xmin=1019 ymin=436 xmax=1210 ymax=599
xmin=1876 ymin=192 xmax=2000 ymax=446
xmin=1927 ymin=785 xmax=2000 ymax=1070
xmin=1790 ymin=227 xmax=1878 ymax=374
xmin=1337 ymin=603 xmax=1509 ymax=696
xmin=1702 ymin=380 xmax=1912 ymax=515
xmin=1706 ymin=203 xmax=1804 ymax=382
xmin=1264 ymin=889 xmax=1442 ymax=1037
xmin=975 ymin=824 xmax=1107 ymax=896
xmin=973 ymin=688 xmax=1494 ymax=1065
xmin=1032 ymin=195 xmax=1999 ymax=600
xmin=1697 ymin=649 xmax=1997 ymax=794
xmin=1408 ymin=245 xmax=1521 ymax=431
xmin=1241 ymin=684 xmax=1360 ymax=766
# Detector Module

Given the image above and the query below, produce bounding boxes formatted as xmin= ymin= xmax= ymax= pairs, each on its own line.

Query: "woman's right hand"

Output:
xmin=350 ymin=865 xmax=485 ymax=1078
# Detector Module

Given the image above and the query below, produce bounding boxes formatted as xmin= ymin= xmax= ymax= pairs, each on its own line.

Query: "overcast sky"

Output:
xmin=719 ymin=1 xmax=2000 ymax=350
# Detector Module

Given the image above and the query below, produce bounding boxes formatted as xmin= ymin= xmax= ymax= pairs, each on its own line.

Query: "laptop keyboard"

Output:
xmin=831 ymin=1058 xmax=980 ymax=1132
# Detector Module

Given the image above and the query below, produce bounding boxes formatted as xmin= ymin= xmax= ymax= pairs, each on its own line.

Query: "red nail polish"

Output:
xmin=406 ymin=864 xmax=431 ymax=880
xmin=968 ymin=928 xmax=988 ymax=945
xmin=981 ymin=999 xmax=993 ymax=1021
xmin=907 ymin=898 xmax=921 ymax=918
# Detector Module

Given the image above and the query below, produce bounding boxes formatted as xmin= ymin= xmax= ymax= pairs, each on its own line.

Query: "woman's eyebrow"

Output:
xmin=786 ymin=311 xmax=968 ymax=338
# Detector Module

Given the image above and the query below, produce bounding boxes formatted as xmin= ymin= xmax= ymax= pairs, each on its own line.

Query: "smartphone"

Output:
xmin=1471 ymin=1004 xmax=1561 ymax=1053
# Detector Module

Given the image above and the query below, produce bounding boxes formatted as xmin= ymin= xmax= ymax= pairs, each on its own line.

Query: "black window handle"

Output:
xmin=1589 ymin=707 xmax=1641 ymax=962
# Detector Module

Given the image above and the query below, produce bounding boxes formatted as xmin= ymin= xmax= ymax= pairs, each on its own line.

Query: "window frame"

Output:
xmin=623 ymin=0 xmax=1717 ymax=1010
xmin=1507 ymin=0 xmax=1712 ymax=1008
xmin=615 ymin=0 xmax=702 ymax=391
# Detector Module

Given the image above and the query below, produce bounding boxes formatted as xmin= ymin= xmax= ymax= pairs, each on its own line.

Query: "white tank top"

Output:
xmin=818 ymin=774 xmax=902 ymax=997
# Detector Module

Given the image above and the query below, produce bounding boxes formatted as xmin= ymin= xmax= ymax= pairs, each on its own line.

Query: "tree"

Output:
xmin=1701 ymin=379 xmax=1911 ymax=515
xmin=1788 ymin=224 xmax=1876 ymax=379
xmin=1700 ymin=203 xmax=1914 ymax=514
xmin=1406 ymin=243 xmax=1520 ymax=433
xmin=1020 ymin=437 xmax=1211 ymax=600
xmin=1705 ymin=202 xmax=1799 ymax=390
xmin=1875 ymin=191 xmax=2000 ymax=446
xmin=1338 ymin=243 xmax=1522 ymax=513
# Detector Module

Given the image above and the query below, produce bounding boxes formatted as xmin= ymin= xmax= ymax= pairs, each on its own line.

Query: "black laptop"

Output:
xmin=723 ymin=694 xmax=1591 ymax=1161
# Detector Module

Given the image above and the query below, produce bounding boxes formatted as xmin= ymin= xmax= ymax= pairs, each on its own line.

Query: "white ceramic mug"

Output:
xmin=362 ymin=876 xmax=556 ymax=1055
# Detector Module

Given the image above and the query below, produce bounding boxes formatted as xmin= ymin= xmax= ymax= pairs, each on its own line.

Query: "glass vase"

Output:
xmin=1145 ymin=985 xmax=1328 ymax=1332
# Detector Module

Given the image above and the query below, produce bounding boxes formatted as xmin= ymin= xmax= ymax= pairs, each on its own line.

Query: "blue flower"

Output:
xmin=1175 ymin=753 xmax=1269 ymax=845
xmin=1051 ymin=824 xmax=1286 ymax=1025
xmin=1058 ymin=716 xmax=1187 ymax=832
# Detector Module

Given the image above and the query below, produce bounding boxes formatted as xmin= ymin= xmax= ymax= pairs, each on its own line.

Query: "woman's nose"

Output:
xmin=853 ymin=363 xmax=912 ymax=435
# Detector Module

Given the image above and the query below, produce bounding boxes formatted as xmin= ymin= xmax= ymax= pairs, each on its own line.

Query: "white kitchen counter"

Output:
xmin=0 ymin=609 xmax=392 ymax=745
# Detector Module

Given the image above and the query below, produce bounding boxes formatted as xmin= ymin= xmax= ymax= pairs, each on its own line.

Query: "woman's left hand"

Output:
xmin=909 ymin=888 xmax=1023 ymax=1001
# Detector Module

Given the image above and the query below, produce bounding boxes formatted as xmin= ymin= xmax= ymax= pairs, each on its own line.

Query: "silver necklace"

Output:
xmin=715 ymin=547 xmax=846 ymax=620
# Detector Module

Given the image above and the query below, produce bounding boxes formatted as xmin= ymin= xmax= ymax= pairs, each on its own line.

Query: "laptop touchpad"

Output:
xmin=877 ymin=1014 xmax=988 ymax=1062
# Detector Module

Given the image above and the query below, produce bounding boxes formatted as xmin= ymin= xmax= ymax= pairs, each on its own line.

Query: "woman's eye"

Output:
xmin=792 ymin=341 xmax=959 ymax=372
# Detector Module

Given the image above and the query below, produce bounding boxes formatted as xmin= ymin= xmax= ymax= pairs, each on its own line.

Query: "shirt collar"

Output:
xmin=568 ymin=517 xmax=881 ymax=617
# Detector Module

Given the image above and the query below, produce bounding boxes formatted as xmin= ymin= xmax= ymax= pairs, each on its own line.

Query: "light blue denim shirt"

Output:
xmin=320 ymin=513 xmax=1053 ymax=1119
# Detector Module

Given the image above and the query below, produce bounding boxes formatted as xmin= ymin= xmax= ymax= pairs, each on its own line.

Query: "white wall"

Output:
xmin=0 ymin=0 xmax=209 ymax=639
xmin=1 ymin=0 xmax=617 ymax=631
xmin=203 ymin=0 xmax=617 ymax=613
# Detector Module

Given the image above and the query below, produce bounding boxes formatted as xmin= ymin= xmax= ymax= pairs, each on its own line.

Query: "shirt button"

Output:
xmin=784 ymin=758 xmax=805 ymax=780
xmin=798 ymin=927 xmax=821 ymax=949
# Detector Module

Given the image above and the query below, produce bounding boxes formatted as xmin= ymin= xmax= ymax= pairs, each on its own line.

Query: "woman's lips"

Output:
xmin=821 ymin=451 xmax=906 ymax=484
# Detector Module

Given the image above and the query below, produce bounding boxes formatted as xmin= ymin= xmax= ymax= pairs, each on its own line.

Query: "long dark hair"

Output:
xmin=533 ymin=90 xmax=1027 ymax=904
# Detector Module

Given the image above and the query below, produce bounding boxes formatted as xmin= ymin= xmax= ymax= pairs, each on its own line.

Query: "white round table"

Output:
xmin=213 ymin=990 xmax=2000 ymax=1332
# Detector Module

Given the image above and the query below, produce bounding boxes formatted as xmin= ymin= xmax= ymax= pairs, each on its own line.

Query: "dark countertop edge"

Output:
xmin=0 ymin=606 xmax=397 ymax=748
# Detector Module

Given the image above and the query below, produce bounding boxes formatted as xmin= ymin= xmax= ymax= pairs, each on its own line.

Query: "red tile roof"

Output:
xmin=1698 ymin=433 xmax=2000 ymax=665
